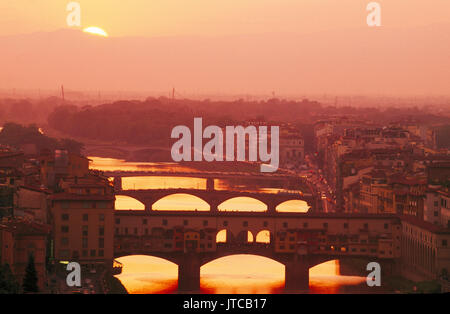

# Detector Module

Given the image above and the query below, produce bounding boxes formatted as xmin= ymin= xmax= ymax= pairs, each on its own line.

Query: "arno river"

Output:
xmin=90 ymin=156 xmax=371 ymax=294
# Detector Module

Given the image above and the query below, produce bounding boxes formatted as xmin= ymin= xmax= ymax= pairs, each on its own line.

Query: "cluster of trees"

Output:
xmin=0 ymin=122 xmax=83 ymax=154
xmin=46 ymin=97 xmax=323 ymax=146
xmin=0 ymin=97 xmax=63 ymax=125
xmin=0 ymin=254 xmax=38 ymax=294
xmin=44 ymin=97 xmax=450 ymax=150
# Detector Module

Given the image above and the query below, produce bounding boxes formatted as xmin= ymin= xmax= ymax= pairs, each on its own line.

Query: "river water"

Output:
xmin=89 ymin=156 xmax=370 ymax=294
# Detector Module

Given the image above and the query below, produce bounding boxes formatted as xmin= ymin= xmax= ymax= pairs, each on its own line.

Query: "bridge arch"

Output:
xmin=152 ymin=193 xmax=211 ymax=211
xmin=235 ymin=230 xmax=254 ymax=243
xmin=115 ymin=195 xmax=146 ymax=210
xmin=275 ymin=200 xmax=310 ymax=213
xmin=114 ymin=253 xmax=180 ymax=266
xmin=255 ymin=230 xmax=271 ymax=244
xmin=218 ymin=197 xmax=268 ymax=212
xmin=216 ymin=229 xmax=235 ymax=243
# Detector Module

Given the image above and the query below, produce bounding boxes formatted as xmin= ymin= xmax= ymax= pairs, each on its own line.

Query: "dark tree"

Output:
xmin=22 ymin=254 xmax=39 ymax=293
xmin=0 ymin=263 xmax=20 ymax=294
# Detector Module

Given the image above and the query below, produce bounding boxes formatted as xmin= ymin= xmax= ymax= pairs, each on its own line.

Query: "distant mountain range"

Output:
xmin=1 ymin=25 xmax=449 ymax=96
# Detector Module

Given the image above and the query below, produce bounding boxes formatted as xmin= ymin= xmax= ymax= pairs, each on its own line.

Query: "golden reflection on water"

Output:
xmin=218 ymin=197 xmax=267 ymax=212
xmin=115 ymin=256 xmax=366 ymax=294
xmin=89 ymin=156 xmax=195 ymax=172
xmin=122 ymin=176 xmax=206 ymax=190
xmin=153 ymin=194 xmax=211 ymax=211
xmin=115 ymin=195 xmax=145 ymax=210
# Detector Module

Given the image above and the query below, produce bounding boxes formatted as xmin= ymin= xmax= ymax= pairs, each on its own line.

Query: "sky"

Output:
xmin=0 ymin=1 xmax=449 ymax=97
xmin=1 ymin=0 xmax=450 ymax=37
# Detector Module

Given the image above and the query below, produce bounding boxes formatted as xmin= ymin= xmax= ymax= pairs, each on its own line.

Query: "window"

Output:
xmin=83 ymin=202 xmax=91 ymax=209
xmin=303 ymin=222 xmax=308 ymax=228
xmin=363 ymin=223 xmax=369 ymax=229
xmin=82 ymin=238 xmax=88 ymax=248
xmin=98 ymin=250 xmax=104 ymax=257
xmin=443 ymin=240 xmax=448 ymax=247
xmin=99 ymin=226 xmax=104 ymax=236
xmin=384 ymin=223 xmax=389 ymax=229
xmin=283 ymin=222 xmax=288 ymax=228
xmin=223 ymin=221 xmax=228 ymax=227
xmin=82 ymin=226 xmax=88 ymax=236
xmin=61 ymin=214 xmax=69 ymax=221
xmin=263 ymin=221 xmax=268 ymax=227
xmin=344 ymin=223 xmax=348 ymax=229
xmin=83 ymin=214 xmax=88 ymax=222
xmin=183 ymin=220 xmax=188 ymax=226
xmin=61 ymin=226 xmax=69 ymax=233
xmin=90 ymin=250 xmax=96 ymax=257
xmin=203 ymin=220 xmax=208 ymax=226
xmin=61 ymin=237 xmax=69 ymax=246
xmin=82 ymin=250 xmax=88 ymax=257
xmin=60 ymin=250 xmax=70 ymax=259
xmin=434 ymin=211 xmax=439 ymax=217
xmin=163 ymin=219 xmax=168 ymax=226
xmin=99 ymin=214 xmax=105 ymax=222
xmin=143 ymin=219 xmax=147 ymax=225
xmin=99 ymin=238 xmax=104 ymax=249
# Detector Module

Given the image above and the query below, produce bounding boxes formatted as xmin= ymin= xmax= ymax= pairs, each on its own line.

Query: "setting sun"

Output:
xmin=83 ymin=26 xmax=108 ymax=37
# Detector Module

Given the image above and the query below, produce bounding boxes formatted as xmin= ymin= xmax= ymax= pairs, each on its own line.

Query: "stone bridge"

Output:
xmin=113 ymin=211 xmax=402 ymax=292
xmin=116 ymin=188 xmax=318 ymax=212
xmin=114 ymin=242 xmax=398 ymax=292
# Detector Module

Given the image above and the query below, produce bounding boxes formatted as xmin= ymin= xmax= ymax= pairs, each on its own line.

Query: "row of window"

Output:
xmin=60 ymin=237 xmax=104 ymax=249
xmin=61 ymin=201 xmax=110 ymax=209
xmin=61 ymin=213 xmax=105 ymax=222
xmin=60 ymin=249 xmax=105 ymax=259
xmin=60 ymin=225 xmax=105 ymax=236
xmin=115 ymin=218 xmax=386 ymax=230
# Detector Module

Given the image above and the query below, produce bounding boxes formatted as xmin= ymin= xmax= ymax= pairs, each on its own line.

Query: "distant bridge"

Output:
xmin=117 ymin=188 xmax=318 ymax=212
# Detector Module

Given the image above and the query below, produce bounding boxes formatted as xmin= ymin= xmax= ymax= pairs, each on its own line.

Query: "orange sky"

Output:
xmin=1 ymin=1 xmax=449 ymax=96
xmin=1 ymin=0 xmax=450 ymax=37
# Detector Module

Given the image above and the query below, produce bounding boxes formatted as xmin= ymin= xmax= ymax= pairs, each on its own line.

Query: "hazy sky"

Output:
xmin=1 ymin=1 xmax=449 ymax=97
xmin=1 ymin=0 xmax=450 ymax=37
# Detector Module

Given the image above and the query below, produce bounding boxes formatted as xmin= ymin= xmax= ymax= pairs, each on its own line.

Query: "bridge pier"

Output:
xmin=285 ymin=256 xmax=310 ymax=292
xmin=178 ymin=253 xmax=201 ymax=292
